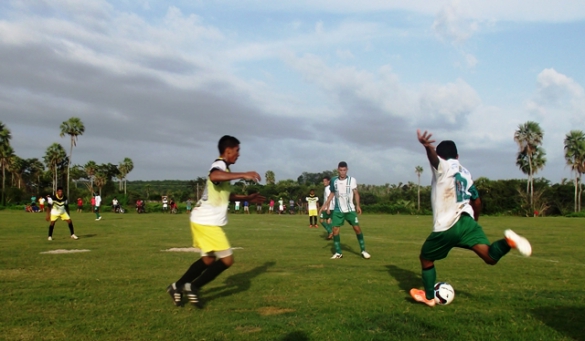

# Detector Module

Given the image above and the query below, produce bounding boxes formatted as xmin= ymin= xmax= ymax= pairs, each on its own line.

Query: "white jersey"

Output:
xmin=191 ymin=159 xmax=231 ymax=226
xmin=330 ymin=176 xmax=357 ymax=213
xmin=306 ymin=195 xmax=319 ymax=210
xmin=94 ymin=195 xmax=101 ymax=207
xmin=323 ymin=186 xmax=335 ymax=210
xmin=431 ymin=158 xmax=478 ymax=232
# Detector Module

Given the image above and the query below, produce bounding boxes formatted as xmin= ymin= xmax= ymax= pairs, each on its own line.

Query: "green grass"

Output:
xmin=1 ymin=211 xmax=584 ymax=341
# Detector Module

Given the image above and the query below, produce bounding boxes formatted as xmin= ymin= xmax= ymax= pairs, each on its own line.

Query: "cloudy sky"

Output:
xmin=1 ymin=0 xmax=584 ymax=186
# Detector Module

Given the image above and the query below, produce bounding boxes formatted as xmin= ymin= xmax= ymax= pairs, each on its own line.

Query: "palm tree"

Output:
xmin=0 ymin=144 xmax=14 ymax=205
xmin=516 ymin=146 xmax=546 ymax=215
xmin=43 ymin=143 xmax=67 ymax=194
xmin=265 ymin=170 xmax=275 ymax=185
xmin=27 ymin=158 xmax=45 ymax=194
xmin=514 ymin=121 xmax=544 ymax=208
xmin=84 ymin=161 xmax=98 ymax=192
xmin=564 ymin=130 xmax=585 ymax=212
xmin=415 ymin=166 xmax=423 ymax=212
xmin=60 ymin=117 xmax=85 ymax=198
xmin=0 ymin=121 xmax=11 ymax=146
xmin=94 ymin=172 xmax=107 ymax=196
xmin=9 ymin=155 xmax=26 ymax=189
xmin=118 ymin=157 xmax=134 ymax=195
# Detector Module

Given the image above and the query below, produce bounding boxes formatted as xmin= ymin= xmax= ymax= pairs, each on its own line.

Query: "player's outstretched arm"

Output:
xmin=417 ymin=129 xmax=439 ymax=169
xmin=230 ymin=192 xmax=266 ymax=204
xmin=210 ymin=170 xmax=261 ymax=183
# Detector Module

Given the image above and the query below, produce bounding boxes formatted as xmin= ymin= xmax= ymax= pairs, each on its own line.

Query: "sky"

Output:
xmin=1 ymin=0 xmax=584 ymax=186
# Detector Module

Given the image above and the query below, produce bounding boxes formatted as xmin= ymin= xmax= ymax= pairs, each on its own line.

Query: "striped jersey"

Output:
xmin=191 ymin=159 xmax=232 ymax=226
xmin=323 ymin=185 xmax=335 ymax=210
xmin=47 ymin=194 xmax=69 ymax=215
xmin=305 ymin=195 xmax=319 ymax=210
xmin=329 ymin=176 xmax=357 ymax=213
xmin=431 ymin=157 xmax=479 ymax=232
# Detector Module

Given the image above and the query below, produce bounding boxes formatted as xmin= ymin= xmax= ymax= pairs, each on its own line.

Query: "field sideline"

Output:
xmin=1 ymin=211 xmax=583 ymax=341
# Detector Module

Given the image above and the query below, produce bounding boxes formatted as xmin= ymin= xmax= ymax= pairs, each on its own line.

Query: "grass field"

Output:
xmin=1 ymin=211 xmax=584 ymax=341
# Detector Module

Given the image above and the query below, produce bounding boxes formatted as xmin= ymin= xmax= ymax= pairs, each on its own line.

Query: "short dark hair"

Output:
xmin=323 ymin=175 xmax=331 ymax=181
xmin=57 ymin=186 xmax=63 ymax=191
xmin=436 ymin=140 xmax=458 ymax=160
xmin=338 ymin=161 xmax=348 ymax=168
xmin=218 ymin=135 xmax=240 ymax=154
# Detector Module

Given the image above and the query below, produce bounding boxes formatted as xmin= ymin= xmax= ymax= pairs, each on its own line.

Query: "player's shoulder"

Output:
xmin=210 ymin=158 xmax=228 ymax=171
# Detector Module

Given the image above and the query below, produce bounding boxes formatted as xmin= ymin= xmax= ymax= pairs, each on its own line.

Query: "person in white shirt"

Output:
xmin=93 ymin=193 xmax=102 ymax=221
xmin=410 ymin=130 xmax=532 ymax=307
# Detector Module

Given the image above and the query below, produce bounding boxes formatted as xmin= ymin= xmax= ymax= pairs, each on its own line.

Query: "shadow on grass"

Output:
xmin=531 ymin=306 xmax=585 ymax=341
xmin=281 ymin=331 xmax=309 ymax=341
xmin=202 ymin=261 xmax=276 ymax=304
xmin=79 ymin=234 xmax=97 ymax=238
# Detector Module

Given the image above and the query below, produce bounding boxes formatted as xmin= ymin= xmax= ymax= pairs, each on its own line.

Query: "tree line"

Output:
xmin=1 ymin=119 xmax=584 ymax=216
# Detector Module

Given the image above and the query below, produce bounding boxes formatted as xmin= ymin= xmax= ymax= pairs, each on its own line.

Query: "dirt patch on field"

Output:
xmin=40 ymin=249 xmax=91 ymax=254
xmin=257 ymin=307 xmax=296 ymax=316
xmin=235 ymin=326 xmax=262 ymax=334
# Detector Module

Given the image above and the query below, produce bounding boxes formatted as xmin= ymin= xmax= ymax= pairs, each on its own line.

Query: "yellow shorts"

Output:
xmin=190 ymin=222 xmax=231 ymax=253
xmin=308 ymin=209 xmax=318 ymax=217
xmin=50 ymin=212 xmax=71 ymax=222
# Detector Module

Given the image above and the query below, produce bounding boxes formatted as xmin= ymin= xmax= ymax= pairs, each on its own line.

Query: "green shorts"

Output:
xmin=420 ymin=214 xmax=490 ymax=261
xmin=320 ymin=211 xmax=331 ymax=220
xmin=331 ymin=211 xmax=359 ymax=227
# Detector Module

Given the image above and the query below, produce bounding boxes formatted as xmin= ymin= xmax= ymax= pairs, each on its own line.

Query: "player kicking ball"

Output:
xmin=410 ymin=130 xmax=531 ymax=307
xmin=167 ymin=135 xmax=265 ymax=308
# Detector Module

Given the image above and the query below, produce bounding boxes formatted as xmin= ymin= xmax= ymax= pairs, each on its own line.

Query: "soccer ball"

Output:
xmin=434 ymin=282 xmax=455 ymax=305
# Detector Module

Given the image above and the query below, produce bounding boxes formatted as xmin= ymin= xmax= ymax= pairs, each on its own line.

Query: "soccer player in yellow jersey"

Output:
xmin=306 ymin=189 xmax=319 ymax=228
xmin=46 ymin=186 xmax=79 ymax=240
xmin=167 ymin=135 xmax=265 ymax=307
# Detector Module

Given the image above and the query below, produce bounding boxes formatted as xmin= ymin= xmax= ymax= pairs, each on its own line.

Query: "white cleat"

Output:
xmin=361 ymin=251 xmax=371 ymax=259
xmin=330 ymin=253 xmax=343 ymax=259
xmin=505 ymin=229 xmax=532 ymax=256
xmin=71 ymin=234 xmax=79 ymax=240
xmin=48 ymin=236 xmax=52 ymax=241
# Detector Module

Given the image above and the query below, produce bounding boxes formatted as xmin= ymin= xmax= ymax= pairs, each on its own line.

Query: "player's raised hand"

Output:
xmin=417 ymin=129 xmax=435 ymax=147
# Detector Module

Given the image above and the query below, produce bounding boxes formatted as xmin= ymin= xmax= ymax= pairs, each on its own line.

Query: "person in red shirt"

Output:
xmin=77 ymin=197 xmax=84 ymax=213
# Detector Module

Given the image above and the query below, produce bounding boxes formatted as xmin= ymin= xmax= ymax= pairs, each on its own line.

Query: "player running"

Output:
xmin=410 ymin=130 xmax=532 ymax=307
xmin=167 ymin=135 xmax=265 ymax=308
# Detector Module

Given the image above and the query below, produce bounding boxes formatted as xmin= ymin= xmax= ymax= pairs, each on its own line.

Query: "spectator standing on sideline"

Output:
xmin=77 ymin=197 xmax=83 ymax=213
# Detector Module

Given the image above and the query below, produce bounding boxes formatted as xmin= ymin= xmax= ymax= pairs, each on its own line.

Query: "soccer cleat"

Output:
xmin=184 ymin=285 xmax=202 ymax=308
xmin=330 ymin=253 xmax=343 ymax=259
xmin=48 ymin=236 xmax=52 ymax=241
xmin=361 ymin=251 xmax=371 ymax=259
xmin=505 ymin=229 xmax=532 ymax=256
xmin=71 ymin=234 xmax=79 ymax=240
xmin=410 ymin=288 xmax=436 ymax=307
xmin=166 ymin=283 xmax=182 ymax=307
xmin=97 ymin=216 xmax=102 ymax=221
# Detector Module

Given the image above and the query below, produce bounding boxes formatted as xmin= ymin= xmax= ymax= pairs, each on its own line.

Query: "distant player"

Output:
xmin=93 ymin=193 xmax=102 ymax=221
xmin=234 ymin=200 xmax=240 ymax=213
xmin=46 ymin=187 xmax=79 ymax=240
xmin=410 ymin=130 xmax=532 ymax=307
xmin=305 ymin=189 xmax=319 ymax=228
xmin=167 ymin=135 xmax=265 ymax=307
xmin=320 ymin=176 xmax=334 ymax=239
xmin=268 ymin=199 xmax=274 ymax=214
xmin=320 ymin=161 xmax=370 ymax=259
xmin=278 ymin=198 xmax=284 ymax=215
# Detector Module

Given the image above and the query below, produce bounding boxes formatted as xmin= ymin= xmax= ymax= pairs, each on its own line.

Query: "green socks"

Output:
xmin=356 ymin=233 xmax=365 ymax=252
xmin=488 ymin=239 xmax=511 ymax=262
xmin=333 ymin=235 xmax=342 ymax=254
xmin=422 ymin=266 xmax=436 ymax=300
xmin=321 ymin=221 xmax=332 ymax=234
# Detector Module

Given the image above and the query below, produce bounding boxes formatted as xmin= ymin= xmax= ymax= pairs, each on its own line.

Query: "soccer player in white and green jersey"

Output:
xmin=167 ymin=135 xmax=265 ymax=308
xmin=320 ymin=161 xmax=370 ymax=259
xmin=410 ymin=130 xmax=532 ymax=307
xmin=320 ymin=176 xmax=334 ymax=239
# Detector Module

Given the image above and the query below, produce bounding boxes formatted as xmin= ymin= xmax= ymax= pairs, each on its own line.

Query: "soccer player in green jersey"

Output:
xmin=320 ymin=162 xmax=370 ymax=259
xmin=167 ymin=135 xmax=265 ymax=308
xmin=410 ymin=130 xmax=532 ymax=307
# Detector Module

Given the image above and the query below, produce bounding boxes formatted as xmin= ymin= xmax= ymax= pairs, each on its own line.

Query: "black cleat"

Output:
xmin=184 ymin=286 xmax=203 ymax=308
xmin=167 ymin=283 xmax=182 ymax=306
